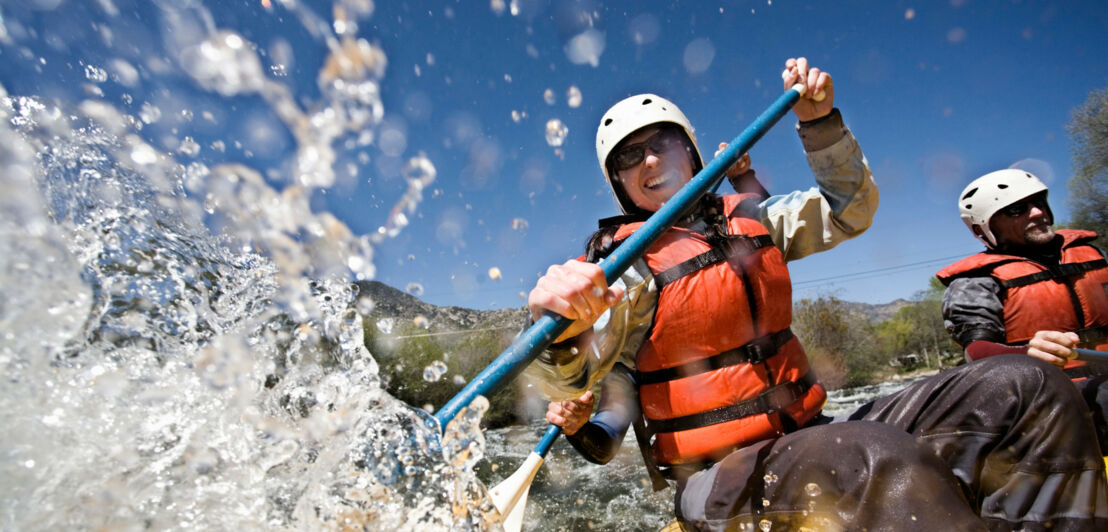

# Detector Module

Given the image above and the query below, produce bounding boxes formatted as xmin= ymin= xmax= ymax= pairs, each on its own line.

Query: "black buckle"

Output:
xmin=760 ymin=383 xmax=801 ymax=415
xmin=744 ymin=336 xmax=774 ymax=364
xmin=756 ymin=392 xmax=776 ymax=415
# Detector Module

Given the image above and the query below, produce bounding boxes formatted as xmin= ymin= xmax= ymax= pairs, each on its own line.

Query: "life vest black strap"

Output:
xmin=644 ymin=372 xmax=818 ymax=435
xmin=654 ymin=234 xmax=774 ymax=289
xmin=635 ymin=328 xmax=795 ymax=386
xmin=1001 ymin=259 xmax=1108 ymax=289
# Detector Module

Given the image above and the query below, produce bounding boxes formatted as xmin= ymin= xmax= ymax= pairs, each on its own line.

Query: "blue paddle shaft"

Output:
xmin=534 ymin=424 xmax=562 ymax=457
xmin=1075 ymin=348 xmax=1108 ymax=362
xmin=433 ymin=86 xmax=805 ymax=428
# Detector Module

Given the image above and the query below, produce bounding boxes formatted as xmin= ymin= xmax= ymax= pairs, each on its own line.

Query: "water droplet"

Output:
xmin=375 ymin=318 xmax=394 ymax=334
xmin=452 ymin=375 xmax=466 ymax=386
xmin=758 ymin=518 xmax=772 ymax=531
xmin=84 ymin=65 xmax=108 ymax=83
xmin=564 ymin=28 xmax=606 ymax=67
xmin=805 ymin=482 xmax=822 ymax=497
xmin=177 ymin=136 xmax=200 ymax=156
xmin=139 ymin=102 xmax=161 ymax=124
xmin=510 ymin=218 xmax=529 ymax=231
xmin=356 ymin=296 xmax=376 ymax=315
xmin=566 ymin=86 xmax=582 ymax=108
xmin=413 ymin=315 xmax=430 ymax=329
xmin=402 ymin=154 xmax=436 ymax=188
xmin=543 ymin=88 xmax=555 ymax=105
xmin=487 ymin=267 xmax=501 ymax=280
xmin=545 ymin=119 xmax=568 ymax=147
xmin=405 ymin=283 xmax=423 ymax=296
xmin=24 ymin=460 xmax=35 ymax=469
xmin=180 ymin=30 xmax=266 ymax=96
xmin=130 ymin=143 xmax=158 ymax=165
xmin=422 ymin=360 xmax=448 ymax=382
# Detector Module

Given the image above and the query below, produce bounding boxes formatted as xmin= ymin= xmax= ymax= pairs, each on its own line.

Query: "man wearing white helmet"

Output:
xmin=937 ymin=169 xmax=1108 ymax=448
xmin=526 ymin=59 xmax=1107 ymax=530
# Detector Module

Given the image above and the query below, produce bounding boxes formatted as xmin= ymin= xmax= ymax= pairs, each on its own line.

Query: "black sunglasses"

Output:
xmin=612 ymin=128 xmax=686 ymax=172
xmin=998 ymin=195 xmax=1049 ymax=217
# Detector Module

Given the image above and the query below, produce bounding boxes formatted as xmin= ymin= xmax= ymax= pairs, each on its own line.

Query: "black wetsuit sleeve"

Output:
xmin=564 ymin=366 xmax=638 ymax=465
xmin=941 ymin=276 xmax=1007 ymax=349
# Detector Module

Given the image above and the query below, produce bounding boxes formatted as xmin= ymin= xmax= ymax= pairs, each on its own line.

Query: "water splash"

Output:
xmin=0 ymin=2 xmax=496 ymax=530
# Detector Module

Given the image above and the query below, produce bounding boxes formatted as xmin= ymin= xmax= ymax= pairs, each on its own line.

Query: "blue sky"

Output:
xmin=2 ymin=0 xmax=1107 ymax=311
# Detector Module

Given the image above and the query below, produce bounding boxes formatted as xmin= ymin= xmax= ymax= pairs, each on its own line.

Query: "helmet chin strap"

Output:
xmin=972 ymin=224 xmax=998 ymax=249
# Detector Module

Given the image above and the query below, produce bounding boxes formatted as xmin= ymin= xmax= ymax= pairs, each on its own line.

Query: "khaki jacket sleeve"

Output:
xmin=756 ymin=110 xmax=878 ymax=262
xmin=524 ymin=259 xmax=656 ymax=401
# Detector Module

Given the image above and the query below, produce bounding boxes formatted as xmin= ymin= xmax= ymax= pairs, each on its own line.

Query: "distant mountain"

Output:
xmin=355 ymin=280 xmax=526 ymax=333
xmin=840 ymin=298 xmax=913 ymax=323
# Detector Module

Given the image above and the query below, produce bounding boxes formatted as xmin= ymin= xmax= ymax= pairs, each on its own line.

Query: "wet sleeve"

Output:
xmin=941 ymin=276 xmax=1007 ymax=351
xmin=525 ymin=259 xmax=656 ymax=401
xmin=564 ymin=366 xmax=638 ymax=464
xmin=754 ymin=109 xmax=879 ymax=262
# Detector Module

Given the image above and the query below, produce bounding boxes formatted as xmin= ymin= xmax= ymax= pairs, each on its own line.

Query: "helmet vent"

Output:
xmin=603 ymin=118 xmax=613 ymax=126
xmin=641 ymin=98 xmax=652 ymax=105
xmin=961 ymin=187 xmax=978 ymax=200
xmin=996 ymin=184 xmax=1008 ymax=189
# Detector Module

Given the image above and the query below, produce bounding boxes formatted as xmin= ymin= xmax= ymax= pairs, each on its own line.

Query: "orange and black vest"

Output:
xmin=613 ymin=193 xmax=825 ymax=466
xmin=936 ymin=229 xmax=1108 ymax=366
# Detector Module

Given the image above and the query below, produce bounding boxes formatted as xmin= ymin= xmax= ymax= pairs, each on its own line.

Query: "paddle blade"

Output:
xmin=500 ymin=482 xmax=531 ymax=532
xmin=489 ymin=451 xmax=544 ymax=532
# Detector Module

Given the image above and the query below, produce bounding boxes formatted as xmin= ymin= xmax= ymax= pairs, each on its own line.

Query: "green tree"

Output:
xmin=1066 ymin=85 xmax=1108 ymax=249
xmin=792 ymin=294 xmax=891 ymax=388
xmin=874 ymin=278 xmax=962 ymax=369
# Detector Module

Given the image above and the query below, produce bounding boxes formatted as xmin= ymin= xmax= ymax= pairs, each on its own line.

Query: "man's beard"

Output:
xmin=1023 ymin=223 xmax=1055 ymax=246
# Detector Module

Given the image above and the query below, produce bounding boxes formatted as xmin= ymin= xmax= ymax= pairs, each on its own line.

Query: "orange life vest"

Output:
xmin=936 ymin=229 xmax=1108 ymax=366
xmin=613 ymin=194 xmax=826 ymax=466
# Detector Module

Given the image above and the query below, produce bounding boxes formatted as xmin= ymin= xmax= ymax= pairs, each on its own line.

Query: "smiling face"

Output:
xmin=987 ymin=192 xmax=1055 ymax=247
xmin=612 ymin=126 xmax=695 ymax=212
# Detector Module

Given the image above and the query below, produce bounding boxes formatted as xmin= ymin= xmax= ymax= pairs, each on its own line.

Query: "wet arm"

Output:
xmin=525 ymin=259 xmax=656 ymax=401
xmin=564 ymin=366 xmax=638 ymax=464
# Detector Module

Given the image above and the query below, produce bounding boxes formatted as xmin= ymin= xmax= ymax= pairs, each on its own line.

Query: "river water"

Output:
xmin=0 ymin=2 xmax=922 ymax=530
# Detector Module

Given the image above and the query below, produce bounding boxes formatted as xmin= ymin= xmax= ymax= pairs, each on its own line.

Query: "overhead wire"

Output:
xmin=792 ymin=253 xmax=977 ymax=289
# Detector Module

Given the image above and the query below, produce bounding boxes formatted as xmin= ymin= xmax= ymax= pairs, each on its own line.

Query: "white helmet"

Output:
xmin=595 ymin=94 xmax=704 ymax=213
xmin=958 ymin=169 xmax=1050 ymax=248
